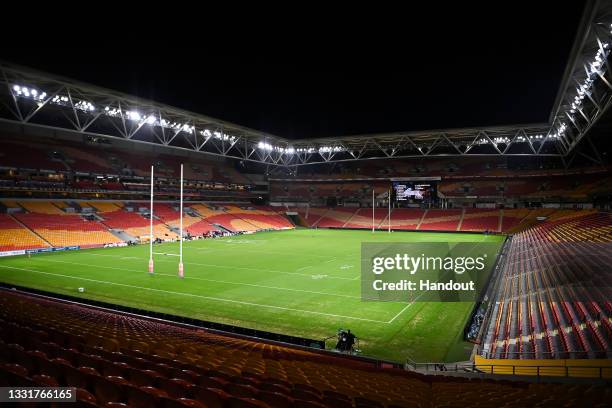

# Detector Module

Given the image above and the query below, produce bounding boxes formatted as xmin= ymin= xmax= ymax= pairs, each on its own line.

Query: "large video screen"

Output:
xmin=393 ymin=181 xmax=437 ymax=201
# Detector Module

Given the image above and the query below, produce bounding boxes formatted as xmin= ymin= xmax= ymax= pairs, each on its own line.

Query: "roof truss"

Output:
xmin=2 ymin=0 xmax=611 ymax=168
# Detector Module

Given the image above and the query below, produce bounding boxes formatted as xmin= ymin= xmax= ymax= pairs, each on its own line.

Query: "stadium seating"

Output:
xmin=1 ymin=289 xmax=610 ymax=407
xmin=187 ymin=204 xmax=293 ymax=233
xmin=418 ymin=209 xmax=462 ymax=231
xmin=61 ymin=146 xmax=115 ymax=174
xmin=343 ymin=208 xmax=388 ymax=229
xmin=223 ymin=205 xmax=294 ymax=230
xmin=144 ymin=203 xmax=221 ymax=236
xmin=188 ymin=204 xmax=258 ymax=232
xmin=86 ymin=201 xmax=123 ymax=213
xmin=101 ymin=210 xmax=178 ymax=241
xmin=315 ymin=208 xmax=358 ymax=228
xmin=482 ymin=212 xmax=612 ymax=360
xmin=0 ymin=214 xmax=49 ymax=251
xmin=500 ymin=208 xmax=531 ymax=232
xmin=460 ymin=209 xmax=501 ymax=232
xmin=14 ymin=212 xmax=122 ymax=248
xmin=18 ymin=201 xmax=65 ymax=215
xmin=385 ymin=209 xmax=425 ymax=230
xmin=292 ymin=207 xmax=327 ymax=227
xmin=0 ymin=140 xmax=67 ymax=172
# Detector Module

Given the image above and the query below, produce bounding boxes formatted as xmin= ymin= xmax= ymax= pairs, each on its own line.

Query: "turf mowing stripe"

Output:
xmin=26 ymin=258 xmax=361 ymax=299
xmin=0 ymin=265 xmax=389 ymax=323
xmin=84 ymin=253 xmax=357 ymax=281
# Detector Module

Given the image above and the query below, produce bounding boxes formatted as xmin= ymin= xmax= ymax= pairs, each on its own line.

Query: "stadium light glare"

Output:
xmin=260 ymin=142 xmax=274 ymax=151
xmin=127 ymin=111 xmax=141 ymax=121
xmin=75 ymin=100 xmax=95 ymax=112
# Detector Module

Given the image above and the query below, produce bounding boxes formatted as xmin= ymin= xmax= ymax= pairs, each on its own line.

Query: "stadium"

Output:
xmin=0 ymin=2 xmax=611 ymax=407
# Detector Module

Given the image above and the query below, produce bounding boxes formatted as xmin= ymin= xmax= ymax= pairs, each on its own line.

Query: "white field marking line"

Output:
xmin=384 ymin=268 xmax=455 ymax=324
xmin=85 ymin=253 xmax=356 ymax=281
xmin=387 ymin=301 xmax=414 ymax=323
xmin=0 ymin=265 xmax=387 ymax=323
xmin=386 ymin=284 xmax=436 ymax=323
xmin=153 ymin=252 xmax=180 ymax=257
xmin=185 ymin=244 xmax=334 ymax=259
xmin=26 ymin=258 xmax=360 ymax=300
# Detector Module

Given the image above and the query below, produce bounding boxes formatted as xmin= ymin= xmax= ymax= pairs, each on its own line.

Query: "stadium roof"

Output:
xmin=0 ymin=1 xmax=610 ymax=166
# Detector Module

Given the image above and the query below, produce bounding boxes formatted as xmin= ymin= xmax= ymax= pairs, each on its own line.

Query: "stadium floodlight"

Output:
xmin=214 ymin=131 xmax=232 ymax=141
xmin=146 ymin=115 xmax=156 ymax=125
xmin=12 ymin=85 xmax=19 ymax=92
xmin=318 ymin=146 xmax=344 ymax=153
xmin=127 ymin=111 xmax=141 ymax=122
xmin=258 ymin=141 xmax=274 ymax=151
xmin=105 ymin=107 xmax=121 ymax=117
xmin=75 ymin=100 xmax=95 ymax=112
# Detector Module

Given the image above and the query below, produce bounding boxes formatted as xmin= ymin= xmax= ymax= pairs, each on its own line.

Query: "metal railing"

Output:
xmin=406 ymin=361 xmax=612 ymax=379
xmin=478 ymin=349 xmax=610 ymax=360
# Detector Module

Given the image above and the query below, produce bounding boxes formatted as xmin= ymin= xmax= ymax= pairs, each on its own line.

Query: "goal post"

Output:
xmin=148 ymin=165 xmax=154 ymax=274
xmin=178 ymin=163 xmax=184 ymax=278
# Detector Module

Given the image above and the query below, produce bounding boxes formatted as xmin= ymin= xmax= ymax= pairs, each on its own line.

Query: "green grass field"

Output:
xmin=0 ymin=229 xmax=504 ymax=362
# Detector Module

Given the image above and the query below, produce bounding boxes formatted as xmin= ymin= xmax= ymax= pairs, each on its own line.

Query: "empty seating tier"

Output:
xmin=460 ymin=209 xmax=500 ymax=232
xmin=13 ymin=213 xmax=122 ymax=248
xmin=1 ymin=289 xmax=610 ymax=407
xmin=315 ymin=208 xmax=357 ymax=228
xmin=482 ymin=212 xmax=612 ymax=360
xmin=0 ymin=214 xmax=49 ymax=251
xmin=419 ymin=209 xmax=462 ymax=231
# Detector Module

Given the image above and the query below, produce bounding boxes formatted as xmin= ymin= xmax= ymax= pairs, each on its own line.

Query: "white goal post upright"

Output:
xmin=148 ymin=165 xmax=154 ymax=274
xmin=388 ymin=187 xmax=391 ymax=233
xmin=178 ymin=163 xmax=184 ymax=278
xmin=372 ymin=188 xmax=375 ymax=233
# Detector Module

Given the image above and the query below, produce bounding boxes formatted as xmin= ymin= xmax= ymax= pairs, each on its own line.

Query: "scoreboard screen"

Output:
xmin=393 ymin=181 xmax=437 ymax=201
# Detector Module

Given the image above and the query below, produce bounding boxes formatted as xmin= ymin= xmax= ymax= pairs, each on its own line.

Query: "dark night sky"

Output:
xmin=2 ymin=2 xmax=586 ymax=139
